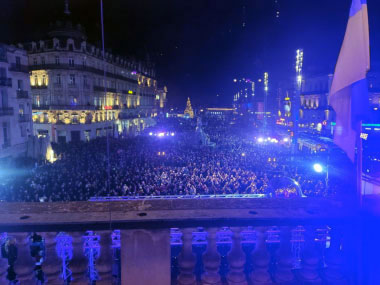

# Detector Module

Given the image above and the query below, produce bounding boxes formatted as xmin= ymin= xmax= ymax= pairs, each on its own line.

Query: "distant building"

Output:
xmin=184 ymin=97 xmax=194 ymax=118
xmin=232 ymin=78 xmax=256 ymax=113
xmin=0 ymin=44 xmax=33 ymax=158
xmin=276 ymin=72 xmax=380 ymax=134
xmin=22 ymin=4 xmax=158 ymax=143
xmin=204 ymin=108 xmax=235 ymax=120
xmin=232 ymin=76 xmax=274 ymax=120
xmin=156 ymin=86 xmax=168 ymax=112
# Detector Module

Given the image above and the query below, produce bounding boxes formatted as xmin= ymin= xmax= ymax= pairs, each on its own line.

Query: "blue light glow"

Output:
xmin=313 ymin=163 xmax=323 ymax=173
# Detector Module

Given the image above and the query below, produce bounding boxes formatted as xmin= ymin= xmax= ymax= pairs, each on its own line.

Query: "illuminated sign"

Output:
xmin=104 ymin=106 xmax=113 ymax=110
xmin=128 ymin=90 xmax=134 ymax=94
xmin=360 ymin=133 xmax=368 ymax=140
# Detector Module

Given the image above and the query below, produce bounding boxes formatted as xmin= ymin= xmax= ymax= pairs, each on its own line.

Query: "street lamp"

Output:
xmin=313 ymin=163 xmax=323 ymax=173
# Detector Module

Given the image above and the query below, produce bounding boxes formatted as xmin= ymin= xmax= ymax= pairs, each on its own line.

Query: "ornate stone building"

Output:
xmin=22 ymin=9 xmax=159 ymax=143
xmin=0 ymin=44 xmax=33 ymax=158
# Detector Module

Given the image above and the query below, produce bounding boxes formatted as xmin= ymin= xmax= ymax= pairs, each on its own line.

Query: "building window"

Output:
xmin=20 ymin=125 xmax=26 ymax=137
xmin=33 ymin=58 xmax=37 ymax=65
xmin=56 ymin=74 xmax=61 ymax=84
xmin=2 ymin=122 xmax=9 ymax=145
xmin=34 ymin=75 xmax=38 ymax=86
xmin=83 ymin=75 xmax=87 ymax=87
xmin=69 ymin=74 xmax=75 ymax=86
xmin=42 ymin=75 xmax=46 ymax=86
xmin=17 ymin=80 xmax=23 ymax=90
xmin=19 ymin=104 xmax=24 ymax=115
xmin=1 ymin=90 xmax=8 ymax=108
xmin=15 ymin=56 xmax=21 ymax=68
xmin=41 ymin=57 xmax=45 ymax=65
xmin=35 ymin=95 xmax=40 ymax=106
xmin=55 ymin=56 xmax=60 ymax=65
xmin=82 ymin=58 xmax=86 ymax=67
xmin=69 ymin=57 xmax=74 ymax=67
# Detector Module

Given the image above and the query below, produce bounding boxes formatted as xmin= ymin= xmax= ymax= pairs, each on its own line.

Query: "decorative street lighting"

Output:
xmin=292 ymin=49 xmax=303 ymax=158
xmin=264 ymin=72 xmax=269 ymax=129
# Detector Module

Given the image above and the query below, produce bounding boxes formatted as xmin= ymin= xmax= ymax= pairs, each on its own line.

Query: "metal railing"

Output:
xmin=16 ymin=90 xmax=29 ymax=99
xmin=0 ymin=77 xmax=12 ymax=87
xmin=18 ymin=114 xmax=31 ymax=122
xmin=29 ymin=64 xmax=138 ymax=84
xmin=94 ymin=85 xmax=117 ymax=93
xmin=1 ymin=139 xmax=10 ymax=149
xmin=0 ymin=107 xmax=13 ymax=116
xmin=31 ymin=84 xmax=48 ymax=89
xmin=9 ymin=64 xmax=29 ymax=73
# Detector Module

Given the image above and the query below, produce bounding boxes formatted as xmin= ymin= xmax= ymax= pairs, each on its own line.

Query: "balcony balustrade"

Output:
xmin=31 ymin=84 xmax=48 ymax=89
xmin=0 ymin=197 xmax=361 ymax=285
xmin=18 ymin=114 xmax=31 ymax=123
xmin=0 ymin=77 xmax=12 ymax=87
xmin=16 ymin=90 xmax=29 ymax=99
xmin=29 ymin=64 xmax=138 ymax=84
xmin=32 ymin=104 xmax=96 ymax=111
xmin=9 ymin=64 xmax=29 ymax=73
xmin=94 ymin=85 xmax=117 ymax=93
xmin=0 ymin=107 xmax=13 ymax=116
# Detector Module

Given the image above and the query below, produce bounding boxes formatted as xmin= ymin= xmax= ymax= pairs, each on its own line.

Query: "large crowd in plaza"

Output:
xmin=0 ymin=118 xmax=349 ymax=202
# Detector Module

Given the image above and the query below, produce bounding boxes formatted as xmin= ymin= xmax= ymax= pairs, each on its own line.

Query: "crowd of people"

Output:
xmin=0 ymin=118 xmax=350 ymax=202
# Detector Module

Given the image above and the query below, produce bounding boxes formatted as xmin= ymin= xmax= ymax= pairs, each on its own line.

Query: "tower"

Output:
xmin=184 ymin=98 xmax=194 ymax=118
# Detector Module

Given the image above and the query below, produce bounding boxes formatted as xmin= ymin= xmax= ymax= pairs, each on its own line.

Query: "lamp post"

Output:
xmin=264 ymin=72 xmax=269 ymax=130
xmin=292 ymin=49 xmax=303 ymax=158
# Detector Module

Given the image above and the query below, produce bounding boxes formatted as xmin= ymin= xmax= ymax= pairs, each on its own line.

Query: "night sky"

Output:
xmin=1 ymin=0 xmax=380 ymax=107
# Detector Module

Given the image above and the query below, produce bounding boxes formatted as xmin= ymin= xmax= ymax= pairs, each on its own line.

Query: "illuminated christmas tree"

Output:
xmin=184 ymin=97 xmax=194 ymax=118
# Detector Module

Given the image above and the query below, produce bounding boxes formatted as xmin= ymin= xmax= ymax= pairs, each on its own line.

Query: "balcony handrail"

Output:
xmin=0 ymin=197 xmax=356 ymax=232
xmin=0 ymin=107 xmax=14 ymax=116
xmin=29 ymin=63 xmax=138 ymax=84
xmin=31 ymin=84 xmax=48 ymax=89
xmin=0 ymin=77 xmax=12 ymax=87
xmin=16 ymin=90 xmax=29 ymax=99
xmin=9 ymin=63 xmax=29 ymax=73
xmin=32 ymin=104 xmax=97 ymax=111
xmin=18 ymin=114 xmax=31 ymax=122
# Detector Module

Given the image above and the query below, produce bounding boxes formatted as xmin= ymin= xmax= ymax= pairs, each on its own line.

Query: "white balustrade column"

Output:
xmin=321 ymin=227 xmax=348 ymax=284
xmin=177 ymin=228 xmax=197 ymax=285
xmin=295 ymin=227 xmax=322 ymax=284
xmin=13 ymin=232 xmax=35 ymax=282
xmin=227 ymin=227 xmax=247 ymax=285
xmin=202 ymin=227 xmax=222 ymax=285
xmin=249 ymin=227 xmax=272 ymax=285
xmin=273 ymin=227 xmax=295 ymax=284
xmin=96 ymin=230 xmax=113 ymax=285
xmin=121 ymin=229 xmax=170 ymax=285
xmin=0 ymin=233 xmax=8 ymax=283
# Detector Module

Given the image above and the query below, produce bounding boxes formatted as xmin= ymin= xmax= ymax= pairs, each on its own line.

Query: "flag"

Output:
xmin=330 ymin=0 xmax=370 ymax=162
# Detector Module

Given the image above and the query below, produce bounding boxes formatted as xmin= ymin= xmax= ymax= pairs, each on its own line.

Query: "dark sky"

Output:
xmin=1 ymin=0 xmax=379 ymax=107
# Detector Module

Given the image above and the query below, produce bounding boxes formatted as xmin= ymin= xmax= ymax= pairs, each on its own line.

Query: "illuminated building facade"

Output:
xmin=277 ymin=72 xmax=380 ymax=134
xmin=0 ymin=44 xmax=33 ymax=158
xmin=22 ymin=13 xmax=158 ymax=142
xmin=156 ymin=86 xmax=168 ymax=112
xmin=232 ymin=78 xmax=256 ymax=113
